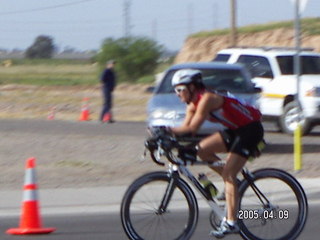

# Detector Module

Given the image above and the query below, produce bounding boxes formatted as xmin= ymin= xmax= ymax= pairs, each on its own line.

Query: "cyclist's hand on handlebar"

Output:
xmin=147 ymin=126 xmax=174 ymax=138
xmin=146 ymin=126 xmax=178 ymax=151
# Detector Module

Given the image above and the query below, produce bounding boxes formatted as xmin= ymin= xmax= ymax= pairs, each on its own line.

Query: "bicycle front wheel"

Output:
xmin=238 ymin=168 xmax=308 ymax=240
xmin=120 ymin=171 xmax=198 ymax=240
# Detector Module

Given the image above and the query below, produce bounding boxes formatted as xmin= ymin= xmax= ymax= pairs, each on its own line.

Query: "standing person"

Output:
xmin=169 ymin=69 xmax=264 ymax=238
xmin=100 ymin=60 xmax=116 ymax=123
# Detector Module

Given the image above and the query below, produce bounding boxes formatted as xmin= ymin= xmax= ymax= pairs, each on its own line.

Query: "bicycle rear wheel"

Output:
xmin=121 ymin=171 xmax=198 ymax=240
xmin=238 ymin=168 xmax=308 ymax=240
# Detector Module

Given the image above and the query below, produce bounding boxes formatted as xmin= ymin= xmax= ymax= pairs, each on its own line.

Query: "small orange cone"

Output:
xmin=47 ymin=107 xmax=56 ymax=120
xmin=102 ymin=112 xmax=111 ymax=122
xmin=6 ymin=158 xmax=56 ymax=235
xmin=79 ymin=97 xmax=90 ymax=121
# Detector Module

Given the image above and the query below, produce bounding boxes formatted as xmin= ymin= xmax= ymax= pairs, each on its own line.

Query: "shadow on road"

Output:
xmin=264 ymin=143 xmax=320 ymax=154
xmin=265 ymin=129 xmax=320 ymax=137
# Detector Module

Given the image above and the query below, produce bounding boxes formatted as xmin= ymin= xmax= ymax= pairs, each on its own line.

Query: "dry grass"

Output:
xmin=0 ymin=63 xmax=97 ymax=85
xmin=0 ymin=84 xmax=152 ymax=121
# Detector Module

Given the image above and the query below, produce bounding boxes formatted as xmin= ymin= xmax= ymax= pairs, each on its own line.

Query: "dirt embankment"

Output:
xmin=175 ymin=28 xmax=320 ymax=63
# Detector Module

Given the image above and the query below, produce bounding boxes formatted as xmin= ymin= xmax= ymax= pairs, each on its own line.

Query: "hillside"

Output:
xmin=175 ymin=18 xmax=320 ymax=63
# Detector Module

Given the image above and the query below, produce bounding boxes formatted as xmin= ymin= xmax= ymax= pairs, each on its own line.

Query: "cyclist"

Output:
xmin=169 ymin=69 xmax=264 ymax=238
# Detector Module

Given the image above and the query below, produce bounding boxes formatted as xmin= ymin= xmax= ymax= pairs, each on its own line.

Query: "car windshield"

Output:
xmin=213 ymin=54 xmax=231 ymax=62
xmin=277 ymin=55 xmax=320 ymax=75
xmin=157 ymin=68 xmax=249 ymax=94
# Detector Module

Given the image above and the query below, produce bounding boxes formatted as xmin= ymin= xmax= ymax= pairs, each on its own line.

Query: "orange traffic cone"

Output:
xmin=79 ymin=97 xmax=90 ymax=121
xmin=47 ymin=107 xmax=56 ymax=120
xmin=6 ymin=158 xmax=56 ymax=235
xmin=102 ymin=112 xmax=111 ymax=122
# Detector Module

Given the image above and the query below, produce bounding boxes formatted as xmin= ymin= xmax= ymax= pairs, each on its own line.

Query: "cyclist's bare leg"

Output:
xmin=198 ymin=133 xmax=247 ymax=221
xmin=223 ymin=153 xmax=247 ymax=221
xmin=197 ymin=132 xmax=227 ymax=175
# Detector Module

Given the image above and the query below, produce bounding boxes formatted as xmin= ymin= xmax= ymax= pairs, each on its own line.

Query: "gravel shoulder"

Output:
xmin=0 ymin=119 xmax=319 ymax=191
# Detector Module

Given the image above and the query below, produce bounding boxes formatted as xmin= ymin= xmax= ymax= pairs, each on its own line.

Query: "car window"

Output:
xmin=237 ymin=55 xmax=273 ymax=78
xmin=213 ymin=54 xmax=231 ymax=62
xmin=277 ymin=56 xmax=320 ymax=75
xmin=157 ymin=68 xmax=250 ymax=94
xmin=203 ymin=69 xmax=249 ymax=93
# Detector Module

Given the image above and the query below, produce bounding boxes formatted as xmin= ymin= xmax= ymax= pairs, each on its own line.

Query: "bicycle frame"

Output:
xmin=161 ymin=161 xmax=226 ymax=223
xmin=145 ymin=132 xmax=282 ymax=229
xmin=151 ymin=142 xmax=278 ymax=222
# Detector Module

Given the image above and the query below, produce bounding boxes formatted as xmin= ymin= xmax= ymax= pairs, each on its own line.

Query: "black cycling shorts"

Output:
xmin=220 ymin=121 xmax=264 ymax=159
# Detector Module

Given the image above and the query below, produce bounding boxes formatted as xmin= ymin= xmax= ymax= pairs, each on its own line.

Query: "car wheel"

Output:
xmin=279 ymin=101 xmax=312 ymax=135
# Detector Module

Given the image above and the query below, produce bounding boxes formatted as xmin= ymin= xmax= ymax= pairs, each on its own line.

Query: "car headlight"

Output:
xmin=150 ymin=110 xmax=184 ymax=120
xmin=305 ymin=87 xmax=320 ymax=97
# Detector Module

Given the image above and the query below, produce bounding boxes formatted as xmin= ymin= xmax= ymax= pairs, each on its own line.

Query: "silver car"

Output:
xmin=147 ymin=62 xmax=261 ymax=135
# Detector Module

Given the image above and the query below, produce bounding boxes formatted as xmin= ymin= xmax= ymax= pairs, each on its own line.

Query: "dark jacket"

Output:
xmin=101 ymin=68 xmax=116 ymax=91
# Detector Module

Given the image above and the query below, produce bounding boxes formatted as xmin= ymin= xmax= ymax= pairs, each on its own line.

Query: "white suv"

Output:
xmin=213 ymin=47 xmax=320 ymax=135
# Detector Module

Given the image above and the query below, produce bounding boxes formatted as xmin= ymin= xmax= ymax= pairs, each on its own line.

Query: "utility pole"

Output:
xmin=123 ymin=0 xmax=132 ymax=37
xmin=294 ymin=0 xmax=301 ymax=99
xmin=291 ymin=0 xmax=308 ymax=171
xmin=230 ymin=0 xmax=237 ymax=47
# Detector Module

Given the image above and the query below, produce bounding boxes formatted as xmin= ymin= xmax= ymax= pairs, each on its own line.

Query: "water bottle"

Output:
xmin=198 ymin=173 xmax=218 ymax=198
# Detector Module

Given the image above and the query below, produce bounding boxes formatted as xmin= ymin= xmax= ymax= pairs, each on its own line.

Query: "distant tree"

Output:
xmin=25 ymin=35 xmax=56 ymax=59
xmin=96 ymin=36 xmax=163 ymax=82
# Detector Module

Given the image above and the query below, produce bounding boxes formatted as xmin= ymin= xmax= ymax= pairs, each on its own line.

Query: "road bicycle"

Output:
xmin=120 ymin=127 xmax=308 ymax=240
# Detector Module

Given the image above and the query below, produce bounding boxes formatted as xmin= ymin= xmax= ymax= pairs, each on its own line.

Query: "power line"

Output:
xmin=0 ymin=16 xmax=197 ymax=25
xmin=0 ymin=0 xmax=98 ymax=16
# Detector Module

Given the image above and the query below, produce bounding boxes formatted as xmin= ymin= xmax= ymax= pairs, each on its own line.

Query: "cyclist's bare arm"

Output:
xmin=181 ymin=104 xmax=195 ymax=128
xmin=171 ymin=92 xmax=223 ymax=136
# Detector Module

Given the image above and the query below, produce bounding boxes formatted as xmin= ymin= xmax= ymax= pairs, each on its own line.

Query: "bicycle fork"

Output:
xmin=156 ymin=171 xmax=179 ymax=215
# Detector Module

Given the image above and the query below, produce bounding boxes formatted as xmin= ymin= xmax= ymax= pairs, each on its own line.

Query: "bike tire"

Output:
xmin=238 ymin=168 xmax=308 ymax=240
xmin=120 ymin=171 xmax=199 ymax=240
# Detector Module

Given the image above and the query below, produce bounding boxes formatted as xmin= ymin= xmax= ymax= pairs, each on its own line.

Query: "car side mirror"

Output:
xmin=146 ymin=86 xmax=155 ymax=93
xmin=253 ymin=87 xmax=262 ymax=93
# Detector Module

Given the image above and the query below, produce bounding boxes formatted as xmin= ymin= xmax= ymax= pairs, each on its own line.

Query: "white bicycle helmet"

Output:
xmin=171 ymin=69 xmax=202 ymax=87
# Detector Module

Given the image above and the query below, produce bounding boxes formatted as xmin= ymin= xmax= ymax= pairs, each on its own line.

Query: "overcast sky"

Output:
xmin=0 ymin=0 xmax=319 ymax=51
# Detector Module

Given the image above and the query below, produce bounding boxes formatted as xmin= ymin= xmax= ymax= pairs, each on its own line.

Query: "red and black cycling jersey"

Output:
xmin=196 ymin=92 xmax=261 ymax=130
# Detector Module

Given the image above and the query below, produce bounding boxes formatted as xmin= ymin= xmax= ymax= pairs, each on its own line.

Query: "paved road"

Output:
xmin=0 ymin=119 xmax=147 ymax=137
xmin=0 ymin=206 xmax=319 ymax=240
